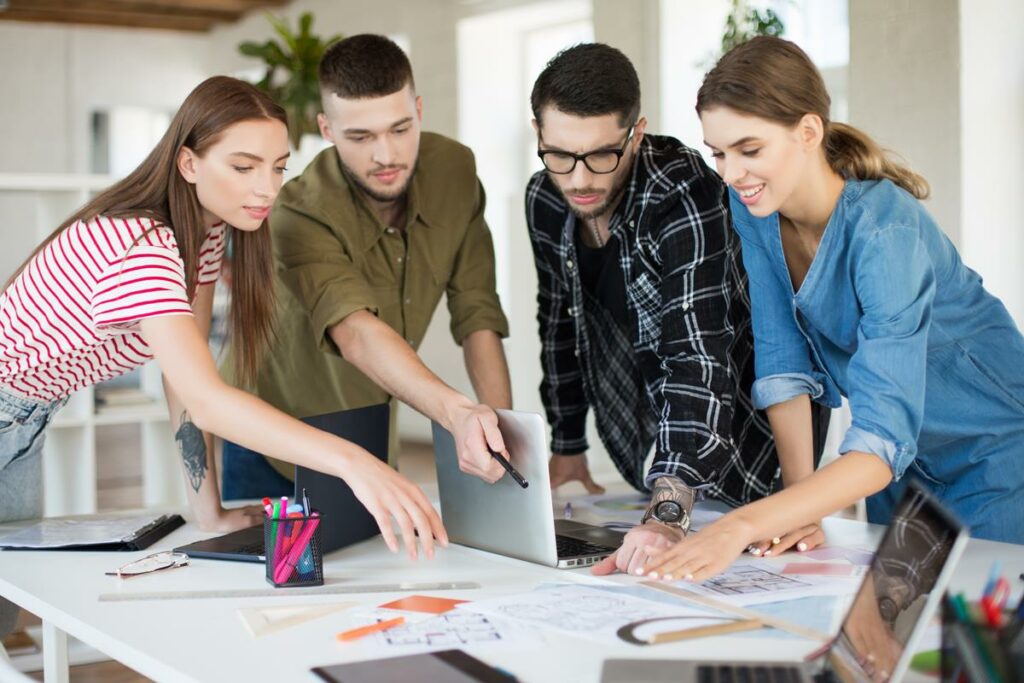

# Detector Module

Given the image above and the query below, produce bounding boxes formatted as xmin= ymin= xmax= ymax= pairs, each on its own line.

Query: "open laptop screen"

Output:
xmin=830 ymin=481 xmax=967 ymax=682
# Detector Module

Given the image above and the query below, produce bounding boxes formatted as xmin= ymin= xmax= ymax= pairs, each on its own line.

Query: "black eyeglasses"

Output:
xmin=537 ymin=126 xmax=635 ymax=175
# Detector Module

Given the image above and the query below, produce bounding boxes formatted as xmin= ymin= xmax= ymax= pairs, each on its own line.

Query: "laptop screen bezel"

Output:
xmin=823 ymin=479 xmax=968 ymax=682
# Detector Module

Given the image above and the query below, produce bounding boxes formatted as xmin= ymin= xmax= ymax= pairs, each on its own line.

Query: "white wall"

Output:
xmin=848 ymin=0 xmax=962 ymax=245
xmin=0 ymin=24 xmax=210 ymax=176
xmin=959 ymin=0 xmax=1024 ymax=325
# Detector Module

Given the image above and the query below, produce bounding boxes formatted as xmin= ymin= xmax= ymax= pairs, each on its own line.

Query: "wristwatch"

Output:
xmin=641 ymin=478 xmax=695 ymax=534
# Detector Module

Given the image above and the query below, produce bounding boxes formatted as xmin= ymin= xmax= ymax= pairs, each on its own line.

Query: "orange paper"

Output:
xmin=378 ymin=594 xmax=469 ymax=614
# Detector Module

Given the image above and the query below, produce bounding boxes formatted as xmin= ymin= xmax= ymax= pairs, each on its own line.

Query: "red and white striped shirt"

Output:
xmin=0 ymin=215 xmax=226 ymax=402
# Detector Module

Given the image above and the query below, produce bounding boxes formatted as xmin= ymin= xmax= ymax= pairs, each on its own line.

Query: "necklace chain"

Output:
xmin=586 ymin=219 xmax=605 ymax=248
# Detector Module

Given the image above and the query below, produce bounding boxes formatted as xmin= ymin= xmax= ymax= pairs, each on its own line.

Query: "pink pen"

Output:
xmin=273 ymin=514 xmax=320 ymax=584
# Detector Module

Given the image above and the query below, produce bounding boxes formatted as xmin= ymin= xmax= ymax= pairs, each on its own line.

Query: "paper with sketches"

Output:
xmin=669 ymin=563 xmax=862 ymax=606
xmin=461 ymin=584 xmax=716 ymax=642
xmin=591 ymin=583 xmax=843 ymax=641
xmin=238 ymin=602 xmax=356 ymax=638
xmin=349 ymin=608 xmax=544 ymax=656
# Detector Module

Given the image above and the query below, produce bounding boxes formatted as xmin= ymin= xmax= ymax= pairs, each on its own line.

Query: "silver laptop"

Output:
xmin=600 ymin=479 xmax=969 ymax=683
xmin=432 ymin=409 xmax=624 ymax=569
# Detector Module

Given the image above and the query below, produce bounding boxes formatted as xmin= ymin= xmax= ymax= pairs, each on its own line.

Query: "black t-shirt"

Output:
xmin=574 ymin=228 xmax=629 ymax=330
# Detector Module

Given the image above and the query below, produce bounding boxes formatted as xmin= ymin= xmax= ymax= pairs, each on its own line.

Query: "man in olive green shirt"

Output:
xmin=222 ymin=34 xmax=513 ymax=498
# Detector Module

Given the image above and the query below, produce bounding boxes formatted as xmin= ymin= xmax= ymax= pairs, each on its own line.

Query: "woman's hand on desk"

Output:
xmin=748 ymin=521 xmax=825 ymax=557
xmin=197 ymin=505 xmax=265 ymax=533
xmin=341 ymin=450 xmax=448 ymax=561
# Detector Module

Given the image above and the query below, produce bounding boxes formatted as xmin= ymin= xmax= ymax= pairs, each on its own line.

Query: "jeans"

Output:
xmin=0 ymin=386 xmax=62 ymax=638
xmin=220 ymin=439 xmax=293 ymax=501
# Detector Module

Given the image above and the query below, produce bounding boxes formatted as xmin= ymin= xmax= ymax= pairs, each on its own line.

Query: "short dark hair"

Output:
xmin=531 ymin=43 xmax=640 ymax=128
xmin=319 ymin=34 xmax=415 ymax=100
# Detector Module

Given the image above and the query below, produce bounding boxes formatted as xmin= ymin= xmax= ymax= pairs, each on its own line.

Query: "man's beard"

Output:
xmin=340 ymin=159 xmax=416 ymax=204
xmin=558 ymin=166 xmax=630 ymax=221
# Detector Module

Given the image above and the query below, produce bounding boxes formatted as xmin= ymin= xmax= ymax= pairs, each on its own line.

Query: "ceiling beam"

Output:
xmin=0 ymin=0 xmax=291 ymax=32
xmin=0 ymin=8 xmax=219 ymax=32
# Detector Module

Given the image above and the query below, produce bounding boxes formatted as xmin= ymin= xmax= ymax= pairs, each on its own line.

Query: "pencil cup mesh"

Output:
xmin=264 ymin=515 xmax=324 ymax=588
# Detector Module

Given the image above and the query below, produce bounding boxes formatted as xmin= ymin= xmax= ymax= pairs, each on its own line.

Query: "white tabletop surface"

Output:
xmin=1 ymin=504 xmax=1021 ymax=683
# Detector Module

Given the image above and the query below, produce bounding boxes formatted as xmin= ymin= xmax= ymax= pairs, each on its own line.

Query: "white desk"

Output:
xmin=0 ymin=511 xmax=1020 ymax=683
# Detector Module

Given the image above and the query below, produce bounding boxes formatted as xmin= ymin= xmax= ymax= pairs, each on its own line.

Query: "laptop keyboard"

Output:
xmin=697 ymin=665 xmax=805 ymax=683
xmin=555 ymin=534 xmax=614 ymax=558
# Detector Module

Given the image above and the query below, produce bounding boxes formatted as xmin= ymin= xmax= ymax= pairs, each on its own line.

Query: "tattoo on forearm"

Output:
xmin=652 ymin=476 xmax=696 ymax=508
xmin=175 ymin=411 xmax=207 ymax=493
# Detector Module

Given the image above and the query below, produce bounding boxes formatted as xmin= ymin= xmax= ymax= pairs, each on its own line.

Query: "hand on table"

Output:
xmin=451 ymin=403 xmax=508 ymax=484
xmin=198 ymin=504 xmax=265 ymax=533
xmin=591 ymin=521 xmax=684 ymax=576
xmin=549 ymin=453 xmax=606 ymax=495
xmin=747 ymin=521 xmax=825 ymax=557
xmin=639 ymin=514 xmax=755 ymax=581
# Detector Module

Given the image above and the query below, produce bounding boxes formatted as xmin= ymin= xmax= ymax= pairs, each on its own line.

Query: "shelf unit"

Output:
xmin=0 ymin=173 xmax=187 ymax=517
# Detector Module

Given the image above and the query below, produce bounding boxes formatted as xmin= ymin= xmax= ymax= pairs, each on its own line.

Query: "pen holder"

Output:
xmin=941 ymin=592 xmax=1022 ymax=682
xmin=264 ymin=514 xmax=324 ymax=588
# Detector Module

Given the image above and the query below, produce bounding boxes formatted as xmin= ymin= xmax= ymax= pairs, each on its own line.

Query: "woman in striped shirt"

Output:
xmin=0 ymin=77 xmax=446 ymax=556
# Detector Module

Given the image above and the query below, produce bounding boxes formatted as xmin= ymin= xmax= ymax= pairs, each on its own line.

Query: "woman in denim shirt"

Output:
xmin=644 ymin=37 xmax=1024 ymax=583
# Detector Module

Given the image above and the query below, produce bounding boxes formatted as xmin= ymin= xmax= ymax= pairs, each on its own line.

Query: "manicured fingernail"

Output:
xmin=663 ymin=574 xmax=673 ymax=581
xmin=684 ymin=573 xmax=693 ymax=580
xmin=750 ymin=547 xmax=761 ymax=556
xmin=634 ymin=568 xmax=645 ymax=576
xmin=771 ymin=537 xmax=781 ymax=545
xmin=797 ymin=542 xmax=807 ymax=552
xmin=763 ymin=550 xmax=772 ymax=556
xmin=648 ymin=572 xmax=659 ymax=579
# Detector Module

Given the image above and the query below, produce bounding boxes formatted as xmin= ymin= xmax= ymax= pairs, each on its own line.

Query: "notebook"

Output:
xmin=0 ymin=513 xmax=184 ymax=551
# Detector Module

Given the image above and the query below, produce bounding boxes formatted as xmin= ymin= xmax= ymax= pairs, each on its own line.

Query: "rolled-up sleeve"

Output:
xmin=271 ymin=204 xmax=379 ymax=357
xmin=839 ymin=225 xmax=934 ymax=480
xmin=446 ymin=180 xmax=510 ymax=344
xmin=729 ymin=193 xmax=828 ymax=410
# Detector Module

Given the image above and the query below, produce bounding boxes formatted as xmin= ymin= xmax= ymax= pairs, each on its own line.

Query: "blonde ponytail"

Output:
xmin=825 ymin=123 xmax=930 ymax=200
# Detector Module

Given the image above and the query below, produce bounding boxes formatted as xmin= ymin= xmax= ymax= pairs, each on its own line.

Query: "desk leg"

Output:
xmin=41 ymin=621 xmax=69 ymax=683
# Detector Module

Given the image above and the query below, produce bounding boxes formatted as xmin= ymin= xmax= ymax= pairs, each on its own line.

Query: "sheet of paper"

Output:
xmin=461 ymin=584 xmax=716 ymax=642
xmin=238 ymin=602 xmax=356 ymax=638
xmin=783 ymin=562 xmax=862 ymax=577
xmin=378 ymin=595 xmax=468 ymax=614
xmin=346 ymin=608 xmax=544 ymax=657
xmin=668 ymin=563 xmax=862 ymax=606
xmin=591 ymin=583 xmax=844 ymax=641
xmin=800 ymin=545 xmax=875 ymax=566
xmin=0 ymin=514 xmax=168 ymax=548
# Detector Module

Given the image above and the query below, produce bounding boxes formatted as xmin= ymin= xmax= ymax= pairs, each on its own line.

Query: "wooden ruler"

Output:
xmin=99 ymin=581 xmax=481 ymax=603
xmin=639 ymin=580 xmax=832 ymax=642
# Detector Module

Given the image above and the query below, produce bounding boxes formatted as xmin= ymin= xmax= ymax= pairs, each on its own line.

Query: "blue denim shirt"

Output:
xmin=730 ymin=179 xmax=1024 ymax=481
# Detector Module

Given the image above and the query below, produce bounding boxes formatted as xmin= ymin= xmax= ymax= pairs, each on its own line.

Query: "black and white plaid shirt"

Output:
xmin=526 ymin=134 xmax=779 ymax=505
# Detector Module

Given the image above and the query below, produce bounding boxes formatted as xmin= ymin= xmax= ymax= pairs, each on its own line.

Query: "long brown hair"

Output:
xmin=5 ymin=75 xmax=284 ymax=385
xmin=696 ymin=36 xmax=930 ymax=199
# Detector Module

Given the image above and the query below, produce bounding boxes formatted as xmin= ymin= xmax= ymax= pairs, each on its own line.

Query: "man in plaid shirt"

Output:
xmin=526 ymin=44 xmax=827 ymax=576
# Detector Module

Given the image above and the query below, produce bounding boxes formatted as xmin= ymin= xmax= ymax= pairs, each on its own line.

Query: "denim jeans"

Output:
xmin=220 ymin=439 xmax=293 ymax=501
xmin=0 ymin=386 xmax=62 ymax=638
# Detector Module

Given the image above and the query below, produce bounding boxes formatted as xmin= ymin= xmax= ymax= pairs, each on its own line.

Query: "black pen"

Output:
xmin=489 ymin=449 xmax=528 ymax=488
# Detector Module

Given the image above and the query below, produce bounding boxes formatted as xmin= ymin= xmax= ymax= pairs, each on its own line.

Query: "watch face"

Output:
xmin=655 ymin=500 xmax=683 ymax=523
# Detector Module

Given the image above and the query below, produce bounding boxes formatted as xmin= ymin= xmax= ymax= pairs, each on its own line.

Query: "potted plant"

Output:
xmin=238 ymin=12 xmax=342 ymax=150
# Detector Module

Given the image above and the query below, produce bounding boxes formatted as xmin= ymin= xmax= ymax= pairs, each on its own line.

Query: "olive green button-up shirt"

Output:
xmin=249 ymin=132 xmax=509 ymax=478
